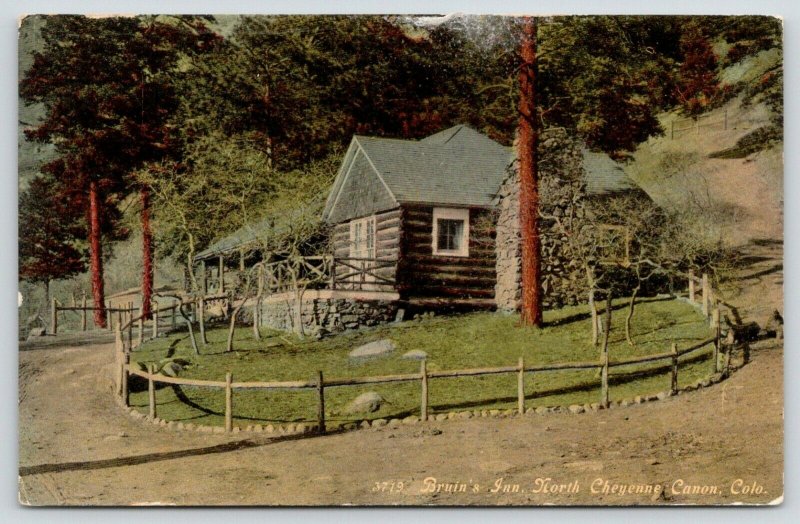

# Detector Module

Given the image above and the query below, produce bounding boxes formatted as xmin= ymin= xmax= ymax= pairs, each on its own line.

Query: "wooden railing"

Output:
xmin=259 ymin=255 xmax=396 ymax=295
xmin=114 ymin=321 xmax=723 ymax=434
xmin=670 ymin=110 xmax=730 ymax=139
xmin=50 ymin=297 xmax=135 ymax=335
xmin=330 ymin=257 xmax=396 ymax=291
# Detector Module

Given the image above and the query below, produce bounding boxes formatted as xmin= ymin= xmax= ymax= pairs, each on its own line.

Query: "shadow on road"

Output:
xmin=18 ymin=432 xmax=314 ymax=477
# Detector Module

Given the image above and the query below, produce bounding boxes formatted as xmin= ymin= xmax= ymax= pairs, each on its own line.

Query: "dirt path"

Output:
xmin=18 ymin=250 xmax=783 ymax=506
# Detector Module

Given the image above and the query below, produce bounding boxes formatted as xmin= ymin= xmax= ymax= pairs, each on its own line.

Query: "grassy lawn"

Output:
xmin=129 ymin=297 xmax=716 ymax=427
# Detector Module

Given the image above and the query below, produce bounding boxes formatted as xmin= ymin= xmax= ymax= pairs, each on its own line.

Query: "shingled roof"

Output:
xmin=581 ymin=149 xmax=642 ymax=196
xmin=322 ymin=125 xmax=512 ymax=222
xmin=323 ymin=125 xmax=646 ymax=223
xmin=194 ymin=216 xmax=273 ymax=261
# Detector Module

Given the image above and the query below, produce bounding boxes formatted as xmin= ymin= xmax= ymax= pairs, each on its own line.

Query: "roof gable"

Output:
xmin=325 ymin=126 xmax=513 ymax=222
xmin=581 ymin=149 xmax=643 ymax=196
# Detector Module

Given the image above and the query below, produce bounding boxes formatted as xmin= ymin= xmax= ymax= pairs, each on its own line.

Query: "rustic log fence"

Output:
xmin=114 ymin=324 xmax=722 ymax=435
xmin=257 ymin=255 xmax=396 ymax=295
xmin=686 ymin=269 xmax=729 ymax=370
xmin=670 ymin=109 xmax=730 ymax=139
xmin=110 ymin=270 xmax=737 ymax=435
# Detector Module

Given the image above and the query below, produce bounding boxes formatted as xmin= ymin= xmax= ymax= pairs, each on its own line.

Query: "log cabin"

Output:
xmin=192 ymin=125 xmax=650 ymax=333
xmin=322 ymin=125 xmax=511 ymax=309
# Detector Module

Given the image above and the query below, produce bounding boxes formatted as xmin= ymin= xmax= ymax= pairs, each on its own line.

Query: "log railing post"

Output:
xmin=115 ymin=323 xmax=124 ymax=396
xmin=147 ymin=363 xmax=157 ymax=419
xmin=713 ymin=308 xmax=721 ymax=373
xmin=50 ymin=297 xmax=58 ymax=335
xmin=517 ymin=357 xmax=525 ymax=415
xmin=107 ymin=302 xmax=113 ymax=331
xmin=152 ymin=304 xmax=159 ymax=339
xmin=420 ymin=360 xmax=428 ymax=422
xmin=702 ymin=273 xmax=710 ymax=318
xmin=711 ymin=305 xmax=719 ymax=330
xmin=127 ymin=306 xmax=133 ymax=349
xmin=225 ymin=372 xmax=233 ymax=433
xmin=81 ymin=292 xmax=87 ymax=331
xmin=670 ymin=343 xmax=679 ymax=395
xmin=122 ymin=353 xmax=130 ymax=407
xmin=688 ymin=269 xmax=695 ymax=303
xmin=137 ymin=303 xmax=144 ymax=347
xmin=317 ymin=371 xmax=325 ymax=435
xmin=600 ymin=358 xmax=609 ymax=409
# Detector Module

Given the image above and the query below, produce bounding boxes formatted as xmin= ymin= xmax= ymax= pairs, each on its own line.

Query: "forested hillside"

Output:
xmin=17 ymin=14 xmax=782 ymax=332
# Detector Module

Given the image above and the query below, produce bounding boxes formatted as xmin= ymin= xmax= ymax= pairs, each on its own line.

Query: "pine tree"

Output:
xmin=19 ymin=175 xmax=86 ymax=305
xmin=676 ymin=24 xmax=720 ymax=115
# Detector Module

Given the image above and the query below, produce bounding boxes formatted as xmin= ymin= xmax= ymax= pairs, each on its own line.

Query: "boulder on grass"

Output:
xmin=401 ymin=350 xmax=428 ymax=361
xmin=349 ymin=339 xmax=396 ymax=359
xmin=160 ymin=362 xmax=183 ymax=377
xmin=344 ymin=392 xmax=385 ymax=414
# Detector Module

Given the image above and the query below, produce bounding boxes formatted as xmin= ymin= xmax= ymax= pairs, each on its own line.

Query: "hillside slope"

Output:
xmin=625 ymin=48 xmax=783 ymax=246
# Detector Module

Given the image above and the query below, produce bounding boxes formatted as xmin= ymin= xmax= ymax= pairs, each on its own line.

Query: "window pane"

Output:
xmin=437 ymin=219 xmax=463 ymax=251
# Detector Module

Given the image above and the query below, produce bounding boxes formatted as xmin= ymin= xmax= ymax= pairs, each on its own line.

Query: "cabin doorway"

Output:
xmin=349 ymin=215 xmax=377 ymax=287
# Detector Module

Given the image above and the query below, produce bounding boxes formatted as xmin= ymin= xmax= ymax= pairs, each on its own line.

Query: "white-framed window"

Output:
xmin=432 ymin=207 xmax=469 ymax=257
xmin=349 ymin=215 xmax=376 ymax=259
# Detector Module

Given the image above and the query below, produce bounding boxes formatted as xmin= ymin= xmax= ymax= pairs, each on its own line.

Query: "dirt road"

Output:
xmin=18 ymin=241 xmax=783 ymax=506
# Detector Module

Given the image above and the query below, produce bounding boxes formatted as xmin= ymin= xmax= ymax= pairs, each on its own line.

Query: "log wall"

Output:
xmin=397 ymin=205 xmax=497 ymax=302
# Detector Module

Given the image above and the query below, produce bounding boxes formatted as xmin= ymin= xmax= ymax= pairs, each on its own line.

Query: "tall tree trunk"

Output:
xmin=88 ymin=180 xmax=107 ymax=328
xmin=518 ymin=17 xmax=542 ymax=327
xmin=140 ymin=188 xmax=154 ymax=320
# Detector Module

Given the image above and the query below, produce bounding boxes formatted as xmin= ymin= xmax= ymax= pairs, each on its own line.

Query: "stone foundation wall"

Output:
xmin=261 ymin=295 xmax=400 ymax=336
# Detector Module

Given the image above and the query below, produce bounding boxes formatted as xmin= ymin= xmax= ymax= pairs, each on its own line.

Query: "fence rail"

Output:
xmin=115 ymin=321 xmax=722 ymax=435
xmin=670 ymin=110 xmax=730 ymax=139
xmin=110 ymin=268 xmax=737 ymax=435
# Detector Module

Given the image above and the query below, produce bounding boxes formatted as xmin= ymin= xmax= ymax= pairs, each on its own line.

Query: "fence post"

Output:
xmin=713 ymin=307 xmax=721 ymax=373
xmin=420 ymin=360 xmax=428 ymax=422
xmin=225 ymin=372 xmax=233 ymax=433
xmin=127 ymin=308 xmax=133 ymax=350
xmin=316 ymin=371 xmax=325 ymax=435
xmin=152 ymin=305 xmax=159 ymax=339
xmin=81 ymin=292 xmax=87 ymax=331
xmin=517 ymin=357 xmax=525 ymax=415
xmin=688 ymin=269 xmax=695 ymax=303
xmin=137 ymin=303 xmax=144 ymax=347
xmin=50 ymin=297 xmax=58 ymax=335
xmin=147 ymin=363 xmax=157 ymax=419
xmin=600 ymin=358 xmax=609 ymax=409
xmin=671 ymin=343 xmax=679 ymax=395
xmin=122 ymin=353 xmax=130 ymax=407
xmin=711 ymin=305 xmax=720 ymax=330
xmin=171 ymin=300 xmax=177 ymax=329
xmin=107 ymin=302 xmax=113 ymax=331
xmin=702 ymin=273 xmax=710 ymax=317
